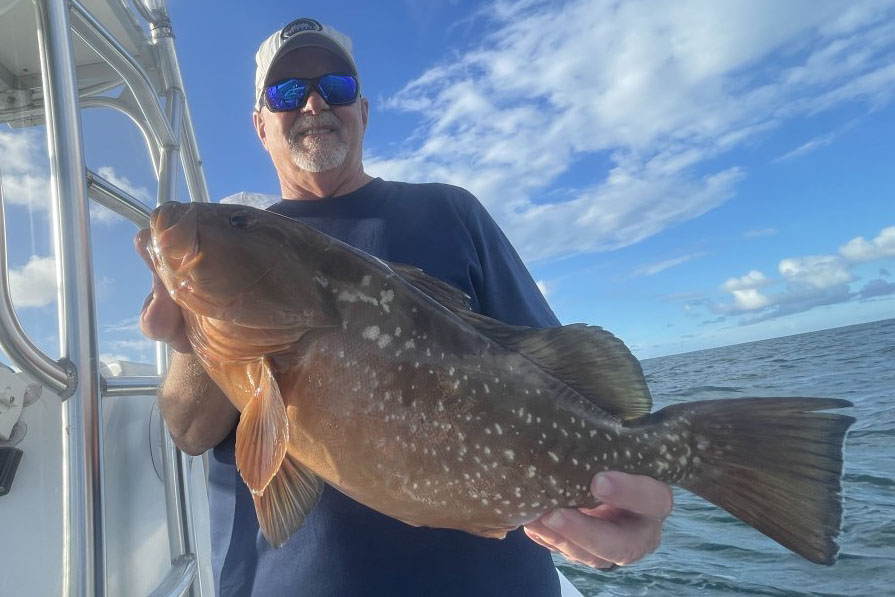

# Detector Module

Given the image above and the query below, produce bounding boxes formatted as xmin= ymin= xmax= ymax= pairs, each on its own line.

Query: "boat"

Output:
xmin=0 ymin=1 xmax=585 ymax=594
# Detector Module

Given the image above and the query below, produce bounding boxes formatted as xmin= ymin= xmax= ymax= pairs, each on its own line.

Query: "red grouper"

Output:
xmin=147 ymin=201 xmax=855 ymax=565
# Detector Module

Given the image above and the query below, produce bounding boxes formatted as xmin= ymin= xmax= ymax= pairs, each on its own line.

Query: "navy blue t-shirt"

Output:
xmin=208 ymin=178 xmax=562 ymax=596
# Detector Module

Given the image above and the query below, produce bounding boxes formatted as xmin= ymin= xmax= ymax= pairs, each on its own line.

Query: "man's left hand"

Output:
xmin=523 ymin=471 xmax=673 ymax=570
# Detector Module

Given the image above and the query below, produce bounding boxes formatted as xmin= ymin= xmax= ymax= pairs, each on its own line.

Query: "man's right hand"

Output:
xmin=134 ymin=228 xmax=239 ymax=455
xmin=135 ymin=228 xmax=192 ymax=353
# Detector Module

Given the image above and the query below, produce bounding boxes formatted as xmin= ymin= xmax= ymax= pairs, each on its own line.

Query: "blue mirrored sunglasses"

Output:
xmin=263 ymin=74 xmax=359 ymax=112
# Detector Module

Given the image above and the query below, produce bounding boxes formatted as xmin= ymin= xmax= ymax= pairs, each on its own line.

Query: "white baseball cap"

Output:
xmin=254 ymin=17 xmax=359 ymax=111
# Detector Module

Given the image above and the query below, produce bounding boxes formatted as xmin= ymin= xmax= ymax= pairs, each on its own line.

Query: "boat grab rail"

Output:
xmin=69 ymin=0 xmax=175 ymax=150
xmin=0 ymin=0 xmax=207 ymax=594
xmin=0 ymin=172 xmax=74 ymax=397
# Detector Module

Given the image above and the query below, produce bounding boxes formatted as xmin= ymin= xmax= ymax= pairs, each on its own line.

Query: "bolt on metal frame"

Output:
xmin=0 ymin=0 xmax=210 ymax=595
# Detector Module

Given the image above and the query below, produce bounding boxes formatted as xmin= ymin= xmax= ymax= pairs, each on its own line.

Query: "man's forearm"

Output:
xmin=158 ymin=351 xmax=239 ymax=455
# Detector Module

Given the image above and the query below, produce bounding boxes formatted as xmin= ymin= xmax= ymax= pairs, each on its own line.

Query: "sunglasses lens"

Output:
xmin=266 ymin=79 xmax=309 ymax=111
xmin=317 ymin=74 xmax=358 ymax=105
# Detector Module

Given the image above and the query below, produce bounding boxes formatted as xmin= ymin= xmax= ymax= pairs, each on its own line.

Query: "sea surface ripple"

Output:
xmin=557 ymin=318 xmax=895 ymax=596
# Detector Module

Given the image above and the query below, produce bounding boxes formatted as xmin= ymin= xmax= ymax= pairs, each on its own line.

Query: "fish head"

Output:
xmin=148 ymin=201 xmax=338 ymax=330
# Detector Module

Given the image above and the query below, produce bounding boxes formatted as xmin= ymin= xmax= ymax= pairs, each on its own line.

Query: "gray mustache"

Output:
xmin=290 ymin=114 xmax=342 ymax=137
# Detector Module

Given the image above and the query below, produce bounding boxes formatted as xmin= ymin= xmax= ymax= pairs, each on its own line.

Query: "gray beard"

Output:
xmin=288 ymin=114 xmax=350 ymax=173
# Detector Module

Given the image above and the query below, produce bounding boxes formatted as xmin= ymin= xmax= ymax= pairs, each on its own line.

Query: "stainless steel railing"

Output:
xmin=0 ymin=0 xmax=209 ymax=595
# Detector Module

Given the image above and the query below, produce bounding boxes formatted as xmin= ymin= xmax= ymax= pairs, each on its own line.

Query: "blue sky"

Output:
xmin=1 ymin=0 xmax=894 ymax=365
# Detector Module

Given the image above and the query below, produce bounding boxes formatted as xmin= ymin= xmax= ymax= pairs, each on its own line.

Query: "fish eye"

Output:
xmin=229 ymin=211 xmax=257 ymax=230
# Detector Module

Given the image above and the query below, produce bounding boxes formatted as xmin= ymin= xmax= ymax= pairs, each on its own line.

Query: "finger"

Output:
xmin=539 ymin=507 xmax=662 ymax=566
xmin=524 ymin=525 xmax=617 ymax=570
xmin=134 ymin=228 xmax=155 ymax=270
xmin=592 ymin=472 xmax=673 ymax=519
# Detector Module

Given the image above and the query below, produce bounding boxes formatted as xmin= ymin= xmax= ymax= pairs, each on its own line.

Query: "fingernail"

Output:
xmin=541 ymin=510 xmax=566 ymax=532
xmin=593 ymin=473 xmax=614 ymax=497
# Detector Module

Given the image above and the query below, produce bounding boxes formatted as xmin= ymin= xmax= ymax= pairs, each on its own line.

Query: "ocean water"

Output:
xmin=557 ymin=318 xmax=895 ymax=596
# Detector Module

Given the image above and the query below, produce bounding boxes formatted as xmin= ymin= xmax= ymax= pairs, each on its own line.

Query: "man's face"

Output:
xmin=255 ymin=46 xmax=367 ymax=176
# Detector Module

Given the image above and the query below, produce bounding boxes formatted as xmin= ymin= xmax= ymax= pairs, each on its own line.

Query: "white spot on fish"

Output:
xmin=377 ymin=334 xmax=392 ymax=348
xmin=314 ymin=272 xmax=329 ymax=287
xmin=362 ymin=326 xmax=380 ymax=340
xmin=494 ymin=424 xmax=503 ymax=435
xmin=484 ymin=383 xmax=490 ymax=394
xmin=548 ymin=452 xmax=559 ymax=463
xmin=361 ymin=275 xmax=372 ymax=286
xmin=527 ymin=466 xmax=536 ymax=478
xmin=380 ymin=289 xmax=395 ymax=313
xmin=504 ymin=450 xmax=514 ymax=461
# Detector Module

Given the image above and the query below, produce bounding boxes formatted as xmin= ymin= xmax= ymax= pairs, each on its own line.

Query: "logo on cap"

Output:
xmin=281 ymin=18 xmax=323 ymax=41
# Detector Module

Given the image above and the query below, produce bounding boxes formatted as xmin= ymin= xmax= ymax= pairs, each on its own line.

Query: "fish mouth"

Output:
xmin=151 ymin=202 xmax=201 ymax=274
xmin=150 ymin=202 xmax=277 ymax=318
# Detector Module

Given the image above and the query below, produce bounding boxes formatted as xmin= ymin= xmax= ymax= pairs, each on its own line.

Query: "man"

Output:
xmin=136 ymin=17 xmax=672 ymax=596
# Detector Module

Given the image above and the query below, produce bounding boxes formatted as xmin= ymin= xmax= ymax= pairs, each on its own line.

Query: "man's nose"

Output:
xmin=301 ymin=90 xmax=329 ymax=114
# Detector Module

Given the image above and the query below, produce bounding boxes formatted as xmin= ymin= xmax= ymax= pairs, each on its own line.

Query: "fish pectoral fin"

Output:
xmin=253 ymin=453 xmax=323 ymax=548
xmin=235 ymin=357 xmax=288 ymax=495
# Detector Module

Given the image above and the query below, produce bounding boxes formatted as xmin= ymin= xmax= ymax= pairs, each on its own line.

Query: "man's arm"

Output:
xmin=158 ymin=352 xmax=238 ymax=456
xmin=136 ymin=229 xmax=238 ymax=456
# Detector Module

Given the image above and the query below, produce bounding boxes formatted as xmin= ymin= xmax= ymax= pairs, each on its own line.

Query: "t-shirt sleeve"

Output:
xmin=460 ymin=192 xmax=560 ymax=328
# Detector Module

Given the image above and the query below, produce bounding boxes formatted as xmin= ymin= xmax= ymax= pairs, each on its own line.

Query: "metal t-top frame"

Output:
xmin=0 ymin=0 xmax=209 ymax=595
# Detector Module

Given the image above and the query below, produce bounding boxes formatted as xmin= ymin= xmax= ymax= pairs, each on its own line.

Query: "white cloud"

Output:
xmin=839 ymin=226 xmax=895 ymax=262
xmin=721 ymin=270 xmax=772 ymax=292
xmin=0 ymin=129 xmax=50 ymax=211
xmin=369 ymin=0 xmax=895 ymax=262
xmin=742 ymin=228 xmax=778 ymax=239
xmin=709 ymin=224 xmax=895 ymax=322
xmin=535 ymin=280 xmax=550 ymax=298
xmin=730 ymin=288 xmax=773 ymax=311
xmin=8 ymin=255 xmax=56 ymax=308
xmin=774 ymin=131 xmax=838 ymax=162
xmin=779 ymin=255 xmax=853 ymax=289
xmin=635 ymin=253 xmax=704 ymax=277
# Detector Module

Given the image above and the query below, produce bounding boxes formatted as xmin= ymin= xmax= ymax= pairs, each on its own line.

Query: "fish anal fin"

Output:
xmin=235 ymin=357 xmax=288 ymax=495
xmin=254 ymin=453 xmax=323 ymax=548
xmin=459 ymin=313 xmax=652 ymax=420
xmin=466 ymin=526 xmax=517 ymax=540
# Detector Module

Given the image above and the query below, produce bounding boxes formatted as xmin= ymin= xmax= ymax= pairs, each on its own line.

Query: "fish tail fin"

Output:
xmin=660 ymin=397 xmax=854 ymax=565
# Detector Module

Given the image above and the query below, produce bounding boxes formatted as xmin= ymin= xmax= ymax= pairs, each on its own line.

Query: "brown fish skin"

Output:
xmin=148 ymin=201 xmax=854 ymax=564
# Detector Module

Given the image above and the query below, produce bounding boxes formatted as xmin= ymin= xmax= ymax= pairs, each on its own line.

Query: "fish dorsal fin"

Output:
xmin=388 ymin=262 xmax=473 ymax=314
xmin=235 ymin=357 xmax=289 ymax=495
xmin=253 ymin=452 xmax=323 ymax=548
xmin=458 ymin=312 xmax=652 ymax=420
xmin=385 ymin=261 xmax=650 ymax=418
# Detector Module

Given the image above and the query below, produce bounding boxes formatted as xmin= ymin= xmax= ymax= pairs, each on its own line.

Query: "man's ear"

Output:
xmin=253 ymin=110 xmax=268 ymax=149
xmin=361 ymin=96 xmax=369 ymax=131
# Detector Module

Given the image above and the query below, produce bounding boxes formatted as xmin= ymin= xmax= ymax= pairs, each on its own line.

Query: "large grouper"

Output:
xmin=146 ymin=201 xmax=854 ymax=565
